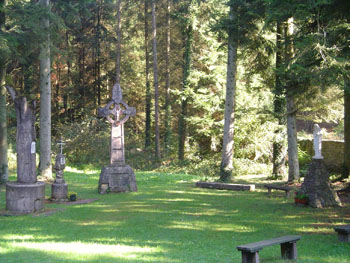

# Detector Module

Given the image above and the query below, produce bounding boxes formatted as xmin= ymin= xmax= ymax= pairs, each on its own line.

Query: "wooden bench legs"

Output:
xmin=240 ymin=242 xmax=297 ymax=263
xmin=337 ymin=232 xmax=350 ymax=242
xmin=281 ymin=241 xmax=298 ymax=260
xmin=241 ymin=251 xmax=259 ymax=263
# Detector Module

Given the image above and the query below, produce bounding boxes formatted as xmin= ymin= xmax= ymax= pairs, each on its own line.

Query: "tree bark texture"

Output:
xmin=284 ymin=19 xmax=300 ymax=182
xmin=151 ymin=0 xmax=160 ymax=160
xmin=6 ymin=87 xmax=36 ymax=183
xmin=0 ymin=65 xmax=8 ymax=184
xmin=164 ymin=0 xmax=171 ymax=153
xmin=144 ymin=0 xmax=151 ymax=148
xmin=342 ymin=76 xmax=350 ymax=179
xmin=286 ymin=94 xmax=299 ymax=182
xmin=39 ymin=0 xmax=52 ymax=180
xmin=302 ymin=159 xmax=341 ymax=208
xmin=116 ymin=0 xmax=122 ymax=84
xmin=220 ymin=5 xmax=238 ymax=182
xmin=272 ymin=22 xmax=286 ymax=179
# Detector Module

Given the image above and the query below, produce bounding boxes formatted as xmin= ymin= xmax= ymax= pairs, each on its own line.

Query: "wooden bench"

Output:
xmin=237 ymin=235 xmax=301 ymax=263
xmin=264 ymin=184 xmax=292 ymax=197
xmin=334 ymin=225 xmax=350 ymax=242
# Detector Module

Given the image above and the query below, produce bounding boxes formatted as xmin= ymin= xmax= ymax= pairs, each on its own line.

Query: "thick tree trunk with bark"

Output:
xmin=0 ymin=66 xmax=8 ymax=184
xmin=6 ymin=87 xmax=36 ymax=183
xmin=286 ymin=94 xmax=299 ymax=182
xmin=144 ymin=0 xmax=151 ymax=149
xmin=220 ymin=5 xmax=238 ymax=182
xmin=284 ymin=19 xmax=299 ymax=182
xmin=151 ymin=0 xmax=160 ymax=160
xmin=39 ymin=0 xmax=52 ymax=180
xmin=342 ymin=76 xmax=350 ymax=179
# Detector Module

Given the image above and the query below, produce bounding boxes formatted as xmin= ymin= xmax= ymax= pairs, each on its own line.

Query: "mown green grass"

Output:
xmin=0 ymin=168 xmax=349 ymax=262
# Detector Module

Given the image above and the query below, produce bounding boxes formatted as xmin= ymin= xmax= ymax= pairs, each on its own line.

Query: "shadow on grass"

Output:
xmin=0 ymin=170 xmax=350 ymax=262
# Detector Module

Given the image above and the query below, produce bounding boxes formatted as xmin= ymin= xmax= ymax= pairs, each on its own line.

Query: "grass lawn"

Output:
xmin=0 ymin=167 xmax=349 ymax=263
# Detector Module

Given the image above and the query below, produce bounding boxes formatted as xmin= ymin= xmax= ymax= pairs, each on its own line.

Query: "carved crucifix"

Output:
xmin=98 ymin=83 xmax=136 ymax=165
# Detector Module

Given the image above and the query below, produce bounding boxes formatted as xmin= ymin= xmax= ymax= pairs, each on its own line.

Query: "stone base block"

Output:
xmin=6 ymin=181 xmax=45 ymax=214
xmin=51 ymin=183 xmax=68 ymax=201
xmin=98 ymin=164 xmax=137 ymax=194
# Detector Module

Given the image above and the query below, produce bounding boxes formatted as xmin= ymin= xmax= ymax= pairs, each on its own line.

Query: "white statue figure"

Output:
xmin=313 ymin=124 xmax=323 ymax=159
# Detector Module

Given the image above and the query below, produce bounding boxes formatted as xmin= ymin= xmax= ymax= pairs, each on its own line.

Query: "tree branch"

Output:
xmin=5 ymin=86 xmax=16 ymax=101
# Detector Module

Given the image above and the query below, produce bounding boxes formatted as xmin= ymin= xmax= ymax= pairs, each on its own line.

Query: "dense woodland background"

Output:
xmin=0 ymin=0 xmax=349 ymax=183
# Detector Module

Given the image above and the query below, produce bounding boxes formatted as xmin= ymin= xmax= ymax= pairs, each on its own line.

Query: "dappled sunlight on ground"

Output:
xmin=65 ymin=166 xmax=98 ymax=175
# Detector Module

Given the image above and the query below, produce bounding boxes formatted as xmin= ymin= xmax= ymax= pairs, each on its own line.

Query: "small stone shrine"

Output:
xmin=301 ymin=124 xmax=341 ymax=208
xmin=51 ymin=140 xmax=68 ymax=201
xmin=5 ymin=87 xmax=45 ymax=214
xmin=97 ymin=83 xmax=137 ymax=194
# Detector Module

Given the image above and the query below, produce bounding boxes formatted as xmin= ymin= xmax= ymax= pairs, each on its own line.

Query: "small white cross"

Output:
xmin=57 ymin=138 xmax=66 ymax=154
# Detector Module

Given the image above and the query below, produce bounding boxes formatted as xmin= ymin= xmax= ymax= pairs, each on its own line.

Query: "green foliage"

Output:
xmin=298 ymin=146 xmax=312 ymax=176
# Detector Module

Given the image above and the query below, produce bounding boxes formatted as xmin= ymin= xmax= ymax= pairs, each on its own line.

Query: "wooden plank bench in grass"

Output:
xmin=196 ymin=181 xmax=255 ymax=191
xmin=264 ymin=184 xmax=292 ymax=197
xmin=236 ymin=235 xmax=301 ymax=263
xmin=334 ymin=225 xmax=350 ymax=242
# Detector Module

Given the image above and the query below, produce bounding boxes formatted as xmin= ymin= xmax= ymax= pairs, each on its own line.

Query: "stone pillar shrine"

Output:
xmin=5 ymin=87 xmax=45 ymax=214
xmin=51 ymin=140 xmax=68 ymax=201
xmin=97 ymin=83 xmax=137 ymax=194
xmin=302 ymin=124 xmax=341 ymax=208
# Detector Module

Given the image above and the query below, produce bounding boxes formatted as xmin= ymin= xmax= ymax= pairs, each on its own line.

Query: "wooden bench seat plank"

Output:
xmin=196 ymin=181 xmax=255 ymax=191
xmin=334 ymin=225 xmax=350 ymax=233
xmin=237 ymin=235 xmax=301 ymax=253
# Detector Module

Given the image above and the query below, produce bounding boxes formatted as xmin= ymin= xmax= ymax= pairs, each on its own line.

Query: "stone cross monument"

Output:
xmin=98 ymin=83 xmax=137 ymax=194
xmin=51 ymin=139 xmax=68 ymax=201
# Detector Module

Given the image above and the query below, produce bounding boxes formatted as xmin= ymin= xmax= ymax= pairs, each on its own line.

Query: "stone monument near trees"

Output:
xmin=51 ymin=140 xmax=68 ymax=201
xmin=5 ymin=87 xmax=45 ymax=214
xmin=301 ymin=124 xmax=341 ymax=208
xmin=97 ymin=83 xmax=137 ymax=194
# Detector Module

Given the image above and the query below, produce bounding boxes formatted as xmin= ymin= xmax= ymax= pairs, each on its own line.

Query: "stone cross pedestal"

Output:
xmin=97 ymin=83 xmax=137 ymax=194
xmin=5 ymin=87 xmax=45 ymax=214
xmin=51 ymin=140 xmax=68 ymax=201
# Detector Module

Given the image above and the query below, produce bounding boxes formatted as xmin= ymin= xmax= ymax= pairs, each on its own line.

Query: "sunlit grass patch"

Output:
xmin=0 ymin=168 xmax=349 ymax=262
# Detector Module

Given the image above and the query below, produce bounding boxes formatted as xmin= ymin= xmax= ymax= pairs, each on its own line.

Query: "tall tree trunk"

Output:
xmin=164 ymin=0 xmax=171 ymax=153
xmin=286 ymin=94 xmax=299 ymax=182
xmin=0 ymin=64 xmax=8 ymax=184
xmin=96 ymin=0 xmax=102 ymax=106
xmin=0 ymin=0 xmax=8 ymax=184
xmin=285 ymin=19 xmax=299 ymax=182
xmin=151 ymin=0 xmax=160 ymax=160
xmin=178 ymin=8 xmax=193 ymax=162
xmin=342 ymin=75 xmax=350 ymax=180
xmin=39 ymin=0 xmax=52 ymax=180
xmin=220 ymin=5 xmax=238 ymax=182
xmin=144 ymin=0 xmax=151 ymax=148
xmin=116 ymin=0 xmax=122 ymax=84
xmin=272 ymin=21 xmax=286 ymax=179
